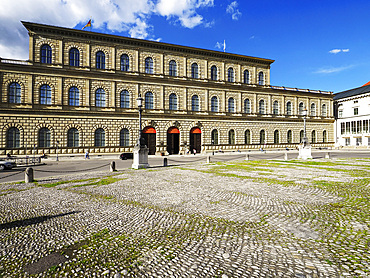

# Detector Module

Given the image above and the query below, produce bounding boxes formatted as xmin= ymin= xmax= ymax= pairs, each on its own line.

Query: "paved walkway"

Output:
xmin=0 ymin=157 xmax=369 ymax=277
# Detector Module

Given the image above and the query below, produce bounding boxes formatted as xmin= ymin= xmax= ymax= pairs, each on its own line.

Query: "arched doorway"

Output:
xmin=142 ymin=127 xmax=156 ymax=155
xmin=167 ymin=127 xmax=180 ymax=155
xmin=190 ymin=127 xmax=201 ymax=153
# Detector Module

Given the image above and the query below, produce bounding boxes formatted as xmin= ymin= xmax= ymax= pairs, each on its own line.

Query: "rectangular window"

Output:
xmin=354 ymin=107 xmax=358 ymax=115
xmin=341 ymin=123 xmax=345 ymax=135
xmin=345 ymin=138 xmax=350 ymax=146
xmin=357 ymin=121 xmax=361 ymax=134
xmin=356 ymin=138 xmax=362 ymax=146
xmin=351 ymin=121 xmax=356 ymax=134
xmin=346 ymin=122 xmax=350 ymax=133
xmin=368 ymin=137 xmax=370 ymax=146
xmin=338 ymin=110 xmax=343 ymax=118
xmin=363 ymin=120 xmax=369 ymax=133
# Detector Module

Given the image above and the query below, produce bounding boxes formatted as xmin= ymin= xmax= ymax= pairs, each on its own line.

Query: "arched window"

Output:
xmin=323 ymin=130 xmax=327 ymax=143
xmin=191 ymin=95 xmax=199 ymax=111
xmin=310 ymin=103 xmax=316 ymax=116
xmin=120 ymin=128 xmax=130 ymax=146
xmin=211 ymin=65 xmax=217 ymax=81
xmin=169 ymin=60 xmax=177 ymax=76
xmin=39 ymin=128 xmax=51 ymax=148
xmin=211 ymin=96 xmax=218 ymax=112
xmin=287 ymin=130 xmax=292 ymax=143
xmin=41 ymin=44 xmax=52 ymax=64
xmin=9 ymin=82 xmax=21 ymax=103
xmin=243 ymin=70 xmax=249 ymax=84
xmin=228 ymin=97 xmax=235 ymax=113
xmin=120 ymin=54 xmax=129 ymax=71
xmin=96 ymin=51 xmax=105 ymax=69
xmin=7 ymin=127 xmax=20 ymax=148
xmin=67 ymin=128 xmax=79 ymax=147
xmin=145 ymin=57 xmax=153 ymax=74
xmin=40 ymin=84 xmax=52 ymax=105
xmin=274 ymin=130 xmax=279 ymax=144
xmin=258 ymin=72 xmax=264 ymax=85
xmin=95 ymin=88 xmax=106 ymax=107
xmin=311 ymin=130 xmax=316 ymax=143
xmin=244 ymin=99 xmax=251 ymax=114
xmin=211 ymin=129 xmax=218 ymax=145
xmin=245 ymin=129 xmax=251 ymax=144
xmin=120 ymin=90 xmax=130 ymax=108
xmin=259 ymin=99 xmax=265 ymax=114
xmin=273 ymin=101 xmax=279 ymax=115
xmin=260 ymin=130 xmax=265 ymax=144
xmin=286 ymin=101 xmax=292 ymax=115
xmin=227 ymin=67 xmax=234 ymax=82
xmin=69 ymin=48 xmax=80 ymax=67
xmin=145 ymin=92 xmax=154 ymax=109
xmin=69 ymin=86 xmax=79 ymax=106
xmin=228 ymin=129 xmax=235 ymax=144
xmin=322 ymin=104 xmax=327 ymax=117
xmin=300 ymin=130 xmax=304 ymax=143
xmin=191 ymin=63 xmax=199 ymax=78
xmin=95 ymin=128 xmax=105 ymax=147
xmin=169 ymin=93 xmax=177 ymax=110
xmin=299 ymin=102 xmax=304 ymax=115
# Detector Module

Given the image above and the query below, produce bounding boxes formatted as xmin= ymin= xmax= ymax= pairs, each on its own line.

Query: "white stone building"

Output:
xmin=334 ymin=84 xmax=370 ymax=147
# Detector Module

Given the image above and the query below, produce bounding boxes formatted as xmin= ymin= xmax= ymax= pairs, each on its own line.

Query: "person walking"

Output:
xmin=85 ymin=151 xmax=90 ymax=159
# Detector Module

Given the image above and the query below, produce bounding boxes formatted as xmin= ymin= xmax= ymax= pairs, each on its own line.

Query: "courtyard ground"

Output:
xmin=0 ymin=157 xmax=369 ymax=277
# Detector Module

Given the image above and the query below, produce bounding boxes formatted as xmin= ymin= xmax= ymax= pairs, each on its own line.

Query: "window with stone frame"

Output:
xmin=7 ymin=127 xmax=20 ymax=148
xmin=41 ymin=44 xmax=52 ymax=64
xmin=67 ymin=128 xmax=79 ymax=147
xmin=8 ymin=82 xmax=21 ymax=103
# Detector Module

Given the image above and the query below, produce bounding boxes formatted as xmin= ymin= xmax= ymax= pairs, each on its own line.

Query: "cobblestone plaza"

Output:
xmin=0 ymin=157 xmax=369 ymax=277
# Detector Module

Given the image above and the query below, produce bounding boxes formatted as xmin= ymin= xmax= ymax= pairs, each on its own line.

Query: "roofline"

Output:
xmin=21 ymin=21 xmax=275 ymax=66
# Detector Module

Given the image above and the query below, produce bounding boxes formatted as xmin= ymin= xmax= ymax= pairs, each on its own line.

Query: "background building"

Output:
xmin=0 ymin=21 xmax=334 ymax=156
xmin=334 ymin=83 xmax=370 ymax=147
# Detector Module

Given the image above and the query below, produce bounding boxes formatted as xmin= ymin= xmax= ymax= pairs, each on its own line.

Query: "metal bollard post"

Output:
xmin=325 ymin=152 xmax=330 ymax=159
xmin=163 ymin=157 xmax=168 ymax=167
xmin=207 ymin=156 xmax=211 ymax=163
xmin=284 ymin=152 xmax=288 ymax=160
xmin=245 ymin=154 xmax=249 ymax=161
xmin=25 ymin=167 xmax=34 ymax=183
xmin=110 ymin=161 xmax=116 ymax=172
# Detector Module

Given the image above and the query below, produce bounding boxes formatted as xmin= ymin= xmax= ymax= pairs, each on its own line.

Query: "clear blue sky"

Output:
xmin=1 ymin=0 xmax=369 ymax=93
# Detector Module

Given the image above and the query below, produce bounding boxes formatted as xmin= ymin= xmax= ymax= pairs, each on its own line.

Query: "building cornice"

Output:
xmin=21 ymin=21 xmax=274 ymax=66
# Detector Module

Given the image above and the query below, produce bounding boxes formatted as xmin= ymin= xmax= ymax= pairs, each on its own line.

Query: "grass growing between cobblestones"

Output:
xmin=1 ymin=158 xmax=369 ymax=277
xmin=185 ymin=159 xmax=370 ymax=277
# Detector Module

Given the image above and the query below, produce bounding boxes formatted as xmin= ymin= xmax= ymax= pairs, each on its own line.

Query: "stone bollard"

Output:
xmin=25 ymin=167 xmax=34 ymax=183
xmin=110 ymin=161 xmax=116 ymax=172
xmin=245 ymin=154 xmax=249 ymax=161
xmin=163 ymin=157 xmax=168 ymax=167
xmin=207 ymin=156 xmax=211 ymax=163
xmin=325 ymin=152 xmax=330 ymax=159
xmin=284 ymin=152 xmax=288 ymax=161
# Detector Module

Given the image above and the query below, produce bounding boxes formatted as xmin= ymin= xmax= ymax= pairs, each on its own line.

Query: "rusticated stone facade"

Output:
xmin=0 ymin=21 xmax=334 ymax=156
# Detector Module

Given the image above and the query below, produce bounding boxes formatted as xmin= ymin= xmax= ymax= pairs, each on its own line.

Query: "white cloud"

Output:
xmin=314 ymin=65 xmax=354 ymax=74
xmin=155 ymin=0 xmax=213 ymax=28
xmin=329 ymin=48 xmax=350 ymax=54
xmin=0 ymin=0 xmax=214 ymax=60
xmin=226 ymin=1 xmax=241 ymax=20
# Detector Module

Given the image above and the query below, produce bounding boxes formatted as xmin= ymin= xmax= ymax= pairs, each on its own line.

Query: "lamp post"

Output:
xmin=132 ymin=95 xmax=149 ymax=169
xmin=298 ymin=107 xmax=312 ymax=159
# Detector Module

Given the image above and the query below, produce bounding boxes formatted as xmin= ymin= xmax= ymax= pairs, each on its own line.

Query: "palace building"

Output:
xmin=0 ymin=21 xmax=334 ymax=156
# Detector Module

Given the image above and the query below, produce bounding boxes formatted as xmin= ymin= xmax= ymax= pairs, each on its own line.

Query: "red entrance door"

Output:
xmin=190 ymin=127 xmax=201 ymax=153
xmin=167 ymin=127 xmax=180 ymax=155
xmin=142 ymin=127 xmax=156 ymax=155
